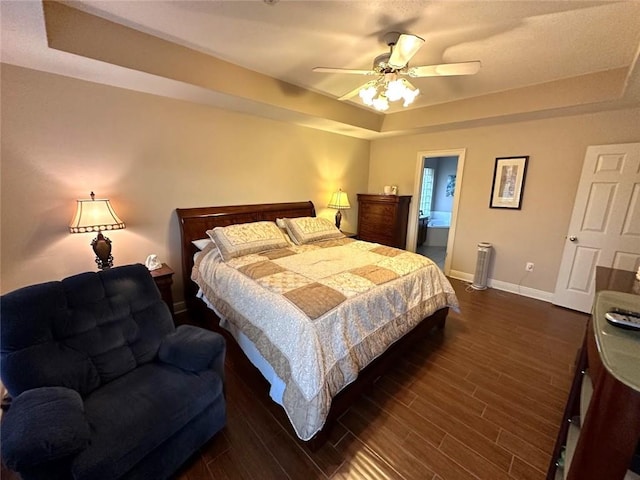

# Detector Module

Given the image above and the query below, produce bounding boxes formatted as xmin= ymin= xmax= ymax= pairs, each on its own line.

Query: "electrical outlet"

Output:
xmin=525 ymin=262 xmax=535 ymax=272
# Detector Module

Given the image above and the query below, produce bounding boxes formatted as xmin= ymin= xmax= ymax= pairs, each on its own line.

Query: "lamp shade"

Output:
xmin=327 ymin=190 xmax=351 ymax=210
xmin=69 ymin=193 xmax=125 ymax=233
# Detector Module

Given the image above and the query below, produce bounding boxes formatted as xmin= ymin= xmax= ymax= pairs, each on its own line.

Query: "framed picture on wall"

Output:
xmin=489 ymin=156 xmax=529 ymax=209
xmin=446 ymin=175 xmax=456 ymax=197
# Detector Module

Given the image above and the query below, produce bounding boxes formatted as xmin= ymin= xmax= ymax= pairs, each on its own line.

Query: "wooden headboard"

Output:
xmin=175 ymin=201 xmax=316 ymax=314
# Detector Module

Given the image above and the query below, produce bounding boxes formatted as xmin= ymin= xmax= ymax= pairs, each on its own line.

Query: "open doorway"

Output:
xmin=407 ymin=148 xmax=466 ymax=276
xmin=416 ymin=155 xmax=458 ymax=269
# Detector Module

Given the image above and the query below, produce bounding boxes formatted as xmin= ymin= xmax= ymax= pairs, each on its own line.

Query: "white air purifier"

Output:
xmin=471 ymin=242 xmax=492 ymax=290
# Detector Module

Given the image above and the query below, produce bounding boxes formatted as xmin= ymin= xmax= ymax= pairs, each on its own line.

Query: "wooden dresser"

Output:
xmin=548 ymin=267 xmax=640 ymax=480
xmin=357 ymin=194 xmax=411 ymax=249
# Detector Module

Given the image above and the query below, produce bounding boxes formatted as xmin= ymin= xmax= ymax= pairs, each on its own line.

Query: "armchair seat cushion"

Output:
xmin=2 ymin=387 xmax=90 ymax=471
xmin=72 ymin=363 xmax=223 ymax=480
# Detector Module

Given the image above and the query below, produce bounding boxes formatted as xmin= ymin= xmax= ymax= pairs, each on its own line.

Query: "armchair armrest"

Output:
xmin=1 ymin=387 xmax=89 ymax=472
xmin=158 ymin=325 xmax=225 ymax=377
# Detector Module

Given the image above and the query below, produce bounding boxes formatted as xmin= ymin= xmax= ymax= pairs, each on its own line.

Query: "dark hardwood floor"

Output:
xmin=1 ymin=278 xmax=587 ymax=480
xmin=174 ymin=278 xmax=588 ymax=480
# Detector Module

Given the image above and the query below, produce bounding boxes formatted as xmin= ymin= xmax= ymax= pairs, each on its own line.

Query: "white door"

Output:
xmin=553 ymin=143 xmax=640 ymax=313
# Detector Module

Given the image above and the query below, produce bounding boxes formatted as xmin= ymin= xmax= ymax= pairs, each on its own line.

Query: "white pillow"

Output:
xmin=207 ymin=221 xmax=289 ymax=261
xmin=283 ymin=217 xmax=345 ymax=245
xmin=192 ymin=238 xmax=213 ymax=251
xmin=275 ymin=218 xmax=295 ymax=245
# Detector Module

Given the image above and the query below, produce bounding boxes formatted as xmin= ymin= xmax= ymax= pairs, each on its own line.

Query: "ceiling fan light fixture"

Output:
xmin=385 ymin=78 xmax=405 ymax=102
xmin=358 ymin=75 xmax=419 ymax=111
xmin=371 ymin=94 xmax=389 ymax=112
xmin=402 ymin=86 xmax=420 ymax=107
xmin=359 ymin=85 xmax=377 ymax=106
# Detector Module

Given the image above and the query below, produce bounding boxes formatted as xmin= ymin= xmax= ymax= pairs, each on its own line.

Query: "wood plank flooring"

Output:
xmin=175 ymin=279 xmax=588 ymax=480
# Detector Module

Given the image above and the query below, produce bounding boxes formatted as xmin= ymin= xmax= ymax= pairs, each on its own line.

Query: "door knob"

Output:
xmin=568 ymin=236 xmax=577 ymax=242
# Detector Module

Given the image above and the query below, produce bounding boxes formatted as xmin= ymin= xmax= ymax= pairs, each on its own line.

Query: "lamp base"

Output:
xmin=92 ymin=232 xmax=114 ymax=270
xmin=335 ymin=210 xmax=342 ymax=230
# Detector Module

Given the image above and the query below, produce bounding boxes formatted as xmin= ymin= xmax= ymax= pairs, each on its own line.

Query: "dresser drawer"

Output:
xmin=358 ymin=224 xmax=393 ymax=240
xmin=359 ymin=203 xmax=397 ymax=223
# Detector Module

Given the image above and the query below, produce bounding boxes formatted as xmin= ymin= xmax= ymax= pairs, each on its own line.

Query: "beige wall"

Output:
xmin=0 ymin=65 xmax=370 ymax=299
xmin=3 ymin=63 xmax=639 ymax=302
xmin=369 ymin=107 xmax=640 ymax=294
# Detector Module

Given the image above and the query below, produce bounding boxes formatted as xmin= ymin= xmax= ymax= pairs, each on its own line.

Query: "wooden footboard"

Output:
xmin=176 ymin=201 xmax=448 ymax=450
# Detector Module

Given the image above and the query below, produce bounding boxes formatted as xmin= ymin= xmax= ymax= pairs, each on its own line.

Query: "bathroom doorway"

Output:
xmin=408 ymin=148 xmax=466 ymax=275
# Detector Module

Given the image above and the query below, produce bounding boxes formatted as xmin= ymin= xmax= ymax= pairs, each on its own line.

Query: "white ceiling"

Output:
xmin=2 ymin=0 xmax=640 ymax=136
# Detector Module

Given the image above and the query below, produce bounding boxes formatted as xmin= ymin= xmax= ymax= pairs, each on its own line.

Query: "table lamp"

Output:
xmin=69 ymin=192 xmax=125 ymax=269
xmin=328 ymin=189 xmax=351 ymax=230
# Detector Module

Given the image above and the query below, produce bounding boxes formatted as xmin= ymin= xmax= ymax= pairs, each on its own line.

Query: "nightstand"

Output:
xmin=150 ymin=263 xmax=175 ymax=317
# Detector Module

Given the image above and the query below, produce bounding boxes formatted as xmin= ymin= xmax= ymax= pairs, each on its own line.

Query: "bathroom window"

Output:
xmin=419 ymin=167 xmax=435 ymax=217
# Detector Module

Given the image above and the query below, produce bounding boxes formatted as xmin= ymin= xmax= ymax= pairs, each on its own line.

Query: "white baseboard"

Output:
xmin=448 ymin=270 xmax=554 ymax=304
xmin=174 ymin=300 xmax=187 ymax=314
xmin=448 ymin=270 xmax=474 ymax=283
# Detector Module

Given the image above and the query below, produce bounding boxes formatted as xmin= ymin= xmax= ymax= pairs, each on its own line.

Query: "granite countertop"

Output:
xmin=592 ymin=290 xmax=640 ymax=393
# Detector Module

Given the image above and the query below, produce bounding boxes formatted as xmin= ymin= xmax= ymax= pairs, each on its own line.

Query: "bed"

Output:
xmin=176 ymin=201 xmax=458 ymax=449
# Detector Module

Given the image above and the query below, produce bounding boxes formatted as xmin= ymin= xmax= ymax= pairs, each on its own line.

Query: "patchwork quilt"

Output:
xmin=193 ymin=237 xmax=459 ymax=440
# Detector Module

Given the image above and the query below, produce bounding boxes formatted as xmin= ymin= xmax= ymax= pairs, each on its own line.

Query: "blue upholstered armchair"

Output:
xmin=0 ymin=264 xmax=226 ymax=480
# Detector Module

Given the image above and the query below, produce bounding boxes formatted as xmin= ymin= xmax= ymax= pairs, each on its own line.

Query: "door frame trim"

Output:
xmin=409 ymin=148 xmax=466 ymax=275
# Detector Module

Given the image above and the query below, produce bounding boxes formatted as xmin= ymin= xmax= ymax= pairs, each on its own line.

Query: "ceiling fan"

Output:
xmin=313 ymin=32 xmax=481 ymax=111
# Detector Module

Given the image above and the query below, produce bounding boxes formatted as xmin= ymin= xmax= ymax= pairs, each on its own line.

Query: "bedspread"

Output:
xmin=192 ymin=237 xmax=458 ymax=440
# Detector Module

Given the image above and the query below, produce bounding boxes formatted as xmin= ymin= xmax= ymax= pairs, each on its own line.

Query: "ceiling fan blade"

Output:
xmin=313 ymin=67 xmax=375 ymax=75
xmin=401 ymin=78 xmax=418 ymax=90
xmin=407 ymin=61 xmax=481 ymax=77
xmin=388 ymin=34 xmax=425 ymax=69
xmin=338 ymin=80 xmax=376 ymax=101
